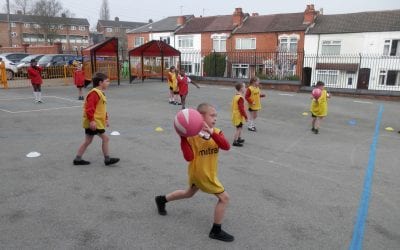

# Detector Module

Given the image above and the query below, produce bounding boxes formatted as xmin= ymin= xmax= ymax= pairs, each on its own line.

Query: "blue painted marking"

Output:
xmin=348 ymin=119 xmax=357 ymax=126
xmin=349 ymin=104 xmax=384 ymax=250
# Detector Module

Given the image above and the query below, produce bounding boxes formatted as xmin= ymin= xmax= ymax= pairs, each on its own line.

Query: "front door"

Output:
xmin=357 ymin=68 xmax=370 ymax=89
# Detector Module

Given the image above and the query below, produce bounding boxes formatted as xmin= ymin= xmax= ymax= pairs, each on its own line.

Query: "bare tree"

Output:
xmin=30 ymin=0 xmax=73 ymax=45
xmin=99 ymin=0 xmax=110 ymax=20
xmin=12 ymin=0 xmax=31 ymax=14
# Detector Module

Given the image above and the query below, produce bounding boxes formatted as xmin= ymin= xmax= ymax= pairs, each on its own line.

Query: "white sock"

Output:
xmin=38 ymin=92 xmax=42 ymax=101
xmin=33 ymin=92 xmax=38 ymax=101
xmin=248 ymin=120 xmax=253 ymax=128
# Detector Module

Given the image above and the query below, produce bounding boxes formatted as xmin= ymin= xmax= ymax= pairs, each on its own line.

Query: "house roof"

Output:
xmin=127 ymin=15 xmax=194 ymax=33
xmin=0 ymin=13 xmax=89 ymax=26
xmin=308 ymin=9 xmax=400 ymax=34
xmin=234 ymin=12 xmax=308 ymax=34
xmin=129 ymin=40 xmax=180 ymax=57
xmin=176 ymin=15 xmax=239 ymax=34
xmin=97 ymin=20 xmax=147 ymax=29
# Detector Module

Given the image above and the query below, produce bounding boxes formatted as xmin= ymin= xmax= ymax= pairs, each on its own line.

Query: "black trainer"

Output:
xmin=155 ymin=196 xmax=167 ymax=215
xmin=237 ymin=138 xmax=245 ymax=143
xmin=209 ymin=229 xmax=234 ymax=242
xmin=105 ymin=158 xmax=120 ymax=166
xmin=313 ymin=129 xmax=319 ymax=134
xmin=232 ymin=141 xmax=243 ymax=147
xmin=248 ymin=127 xmax=256 ymax=132
xmin=311 ymin=127 xmax=316 ymax=132
xmin=73 ymin=159 xmax=90 ymax=165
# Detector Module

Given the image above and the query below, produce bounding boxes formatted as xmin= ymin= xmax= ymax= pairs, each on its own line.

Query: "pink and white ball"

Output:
xmin=312 ymin=88 xmax=322 ymax=100
xmin=174 ymin=108 xmax=204 ymax=137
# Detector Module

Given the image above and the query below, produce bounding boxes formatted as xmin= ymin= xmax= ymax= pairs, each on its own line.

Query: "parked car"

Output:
xmin=37 ymin=54 xmax=82 ymax=78
xmin=17 ymin=54 xmax=44 ymax=75
xmin=0 ymin=53 xmax=30 ymax=80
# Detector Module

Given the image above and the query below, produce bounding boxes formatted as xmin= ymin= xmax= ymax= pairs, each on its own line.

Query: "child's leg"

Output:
xmin=180 ymin=95 xmax=186 ymax=109
xmin=98 ymin=132 xmax=120 ymax=165
xmin=214 ymin=191 xmax=230 ymax=224
xmin=155 ymin=185 xmax=199 ymax=216
xmin=252 ymin=111 xmax=258 ymax=127
xmin=166 ymin=185 xmax=199 ymax=201
xmin=233 ymin=127 xmax=240 ymax=141
xmin=247 ymin=111 xmax=254 ymax=128
xmin=315 ymin=117 xmax=323 ymax=129
xmin=174 ymin=93 xmax=180 ymax=104
xmin=78 ymin=87 xmax=83 ymax=97
xmin=169 ymin=89 xmax=174 ymax=102
xmin=76 ymin=135 xmax=94 ymax=157
xmin=209 ymin=191 xmax=234 ymax=242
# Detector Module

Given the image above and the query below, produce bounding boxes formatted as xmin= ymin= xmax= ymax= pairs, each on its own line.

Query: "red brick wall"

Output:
xmin=0 ymin=43 xmax=62 ymax=54
xmin=126 ymin=33 xmax=150 ymax=50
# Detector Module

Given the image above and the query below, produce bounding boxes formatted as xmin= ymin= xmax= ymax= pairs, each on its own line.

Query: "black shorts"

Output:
xmin=248 ymin=108 xmax=259 ymax=112
xmin=169 ymin=87 xmax=173 ymax=91
xmin=85 ymin=128 xmax=105 ymax=136
xmin=311 ymin=113 xmax=317 ymax=118
xmin=236 ymin=123 xmax=243 ymax=128
xmin=173 ymin=91 xmax=179 ymax=95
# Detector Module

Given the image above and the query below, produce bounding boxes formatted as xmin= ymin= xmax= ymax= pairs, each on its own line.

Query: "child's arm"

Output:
xmin=180 ymin=136 xmax=194 ymax=161
xmin=188 ymin=77 xmax=200 ymax=88
xmin=211 ymin=131 xmax=230 ymax=151
xmin=85 ymin=92 xmax=100 ymax=125
xmin=245 ymin=88 xmax=253 ymax=104
xmin=260 ymin=93 xmax=266 ymax=98
xmin=238 ymin=97 xmax=248 ymax=120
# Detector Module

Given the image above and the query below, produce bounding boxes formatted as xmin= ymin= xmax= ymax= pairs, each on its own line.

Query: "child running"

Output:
xmin=155 ymin=103 xmax=234 ymax=242
xmin=245 ymin=76 xmax=266 ymax=132
xmin=73 ymin=72 xmax=119 ymax=166
xmin=177 ymin=68 xmax=200 ymax=109
xmin=231 ymin=83 xmax=248 ymax=146
xmin=310 ymin=81 xmax=330 ymax=134
xmin=167 ymin=66 xmax=180 ymax=105
xmin=73 ymin=62 xmax=85 ymax=100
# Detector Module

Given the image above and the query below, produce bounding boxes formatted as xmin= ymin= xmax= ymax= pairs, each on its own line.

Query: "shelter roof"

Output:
xmin=129 ymin=40 xmax=180 ymax=57
xmin=82 ymin=37 xmax=118 ymax=57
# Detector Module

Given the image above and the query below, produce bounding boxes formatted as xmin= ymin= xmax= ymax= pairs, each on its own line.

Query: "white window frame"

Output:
xmin=79 ymin=26 xmax=86 ymax=31
xmin=177 ymin=36 xmax=194 ymax=48
xmin=279 ymin=36 xmax=298 ymax=53
xmin=70 ymin=26 xmax=76 ymax=31
xmin=232 ymin=64 xmax=249 ymax=78
xmin=134 ymin=37 xmax=144 ymax=47
xmin=24 ymin=23 xmax=30 ymax=28
xmin=58 ymin=25 xmax=63 ymax=30
xmin=383 ymin=39 xmax=400 ymax=56
xmin=33 ymin=23 xmax=40 ymax=29
xmin=11 ymin=22 xmax=16 ymax=27
xmin=321 ymin=40 xmax=341 ymax=55
xmin=106 ymin=27 xmax=113 ymax=32
xmin=212 ymin=36 xmax=227 ymax=52
xmin=160 ymin=36 xmax=170 ymax=44
xmin=235 ymin=38 xmax=256 ymax=50
xmin=316 ymin=70 xmax=339 ymax=86
xmin=379 ymin=69 xmax=400 ymax=86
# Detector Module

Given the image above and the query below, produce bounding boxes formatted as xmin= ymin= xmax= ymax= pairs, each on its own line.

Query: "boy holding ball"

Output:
xmin=155 ymin=103 xmax=234 ymax=242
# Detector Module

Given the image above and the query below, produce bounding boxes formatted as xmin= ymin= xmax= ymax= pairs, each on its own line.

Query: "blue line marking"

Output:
xmin=349 ymin=104 xmax=384 ymax=250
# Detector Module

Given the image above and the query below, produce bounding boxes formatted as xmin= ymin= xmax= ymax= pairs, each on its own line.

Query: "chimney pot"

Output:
xmin=115 ymin=17 xmax=119 ymax=22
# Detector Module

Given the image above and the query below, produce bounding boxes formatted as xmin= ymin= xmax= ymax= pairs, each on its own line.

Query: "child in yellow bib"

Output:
xmin=155 ymin=103 xmax=234 ymax=242
xmin=73 ymin=72 xmax=119 ymax=166
xmin=167 ymin=66 xmax=180 ymax=105
xmin=245 ymin=76 xmax=266 ymax=131
xmin=310 ymin=81 xmax=330 ymax=134
xmin=231 ymin=83 xmax=248 ymax=146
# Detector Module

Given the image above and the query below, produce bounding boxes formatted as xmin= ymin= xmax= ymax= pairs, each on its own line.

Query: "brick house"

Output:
xmin=229 ymin=5 xmax=318 ymax=78
xmin=0 ymin=12 xmax=90 ymax=53
xmin=97 ymin=17 xmax=147 ymax=56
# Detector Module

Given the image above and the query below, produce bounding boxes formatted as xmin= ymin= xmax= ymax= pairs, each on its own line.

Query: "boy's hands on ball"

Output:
xmin=202 ymin=121 xmax=214 ymax=135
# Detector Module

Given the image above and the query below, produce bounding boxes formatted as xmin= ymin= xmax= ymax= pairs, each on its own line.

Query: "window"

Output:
xmin=232 ymin=64 xmax=249 ymax=78
xmin=11 ymin=22 xmax=16 ymax=27
xmin=11 ymin=32 xmax=17 ymax=37
xmin=279 ymin=37 xmax=298 ymax=53
xmin=379 ymin=70 xmax=400 ymax=86
xmin=321 ymin=40 xmax=341 ymax=55
xmin=50 ymin=25 xmax=55 ymax=30
xmin=235 ymin=38 xmax=256 ymax=50
xmin=134 ymin=37 xmax=144 ymax=47
xmin=181 ymin=61 xmax=192 ymax=74
xmin=178 ymin=36 xmax=194 ymax=48
xmin=383 ymin=39 xmax=400 ymax=56
xmin=106 ymin=27 xmax=113 ymax=32
xmin=213 ymin=37 xmax=226 ymax=52
xmin=160 ymin=36 xmax=170 ymax=44
xmin=24 ymin=23 xmax=30 ymax=28
xmin=33 ymin=23 xmax=40 ymax=29
xmin=58 ymin=25 xmax=63 ymax=30
xmin=316 ymin=70 xmax=338 ymax=85
xmin=79 ymin=26 xmax=86 ymax=31
xmin=70 ymin=26 xmax=76 ymax=30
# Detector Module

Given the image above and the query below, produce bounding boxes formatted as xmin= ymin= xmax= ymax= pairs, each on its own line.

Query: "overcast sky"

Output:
xmin=35 ymin=0 xmax=400 ymax=28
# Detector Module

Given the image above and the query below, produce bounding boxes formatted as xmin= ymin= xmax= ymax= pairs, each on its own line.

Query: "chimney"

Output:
xmin=177 ymin=16 xmax=186 ymax=26
xmin=252 ymin=13 xmax=259 ymax=17
xmin=303 ymin=4 xmax=317 ymax=24
xmin=61 ymin=13 xmax=66 ymax=18
xmin=233 ymin=7 xmax=244 ymax=26
xmin=115 ymin=17 xmax=119 ymax=22
xmin=17 ymin=10 xmax=22 ymax=15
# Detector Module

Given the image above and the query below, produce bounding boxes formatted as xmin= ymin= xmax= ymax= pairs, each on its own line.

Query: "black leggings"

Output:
xmin=32 ymin=85 xmax=41 ymax=92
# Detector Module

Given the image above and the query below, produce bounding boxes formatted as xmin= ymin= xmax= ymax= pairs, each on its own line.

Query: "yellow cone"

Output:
xmin=385 ymin=127 xmax=394 ymax=131
xmin=155 ymin=127 xmax=164 ymax=132
xmin=302 ymin=112 xmax=309 ymax=116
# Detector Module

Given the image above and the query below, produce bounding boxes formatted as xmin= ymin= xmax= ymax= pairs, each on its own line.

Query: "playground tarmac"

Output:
xmin=0 ymin=81 xmax=399 ymax=249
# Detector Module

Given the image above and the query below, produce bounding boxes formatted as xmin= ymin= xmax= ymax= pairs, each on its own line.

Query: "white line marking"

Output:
xmin=278 ymin=93 xmax=294 ymax=96
xmin=0 ymin=95 xmax=81 ymax=103
xmin=353 ymin=100 xmax=373 ymax=104
xmin=1 ymin=105 xmax=81 ymax=114
xmin=218 ymin=87 xmax=231 ymax=90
